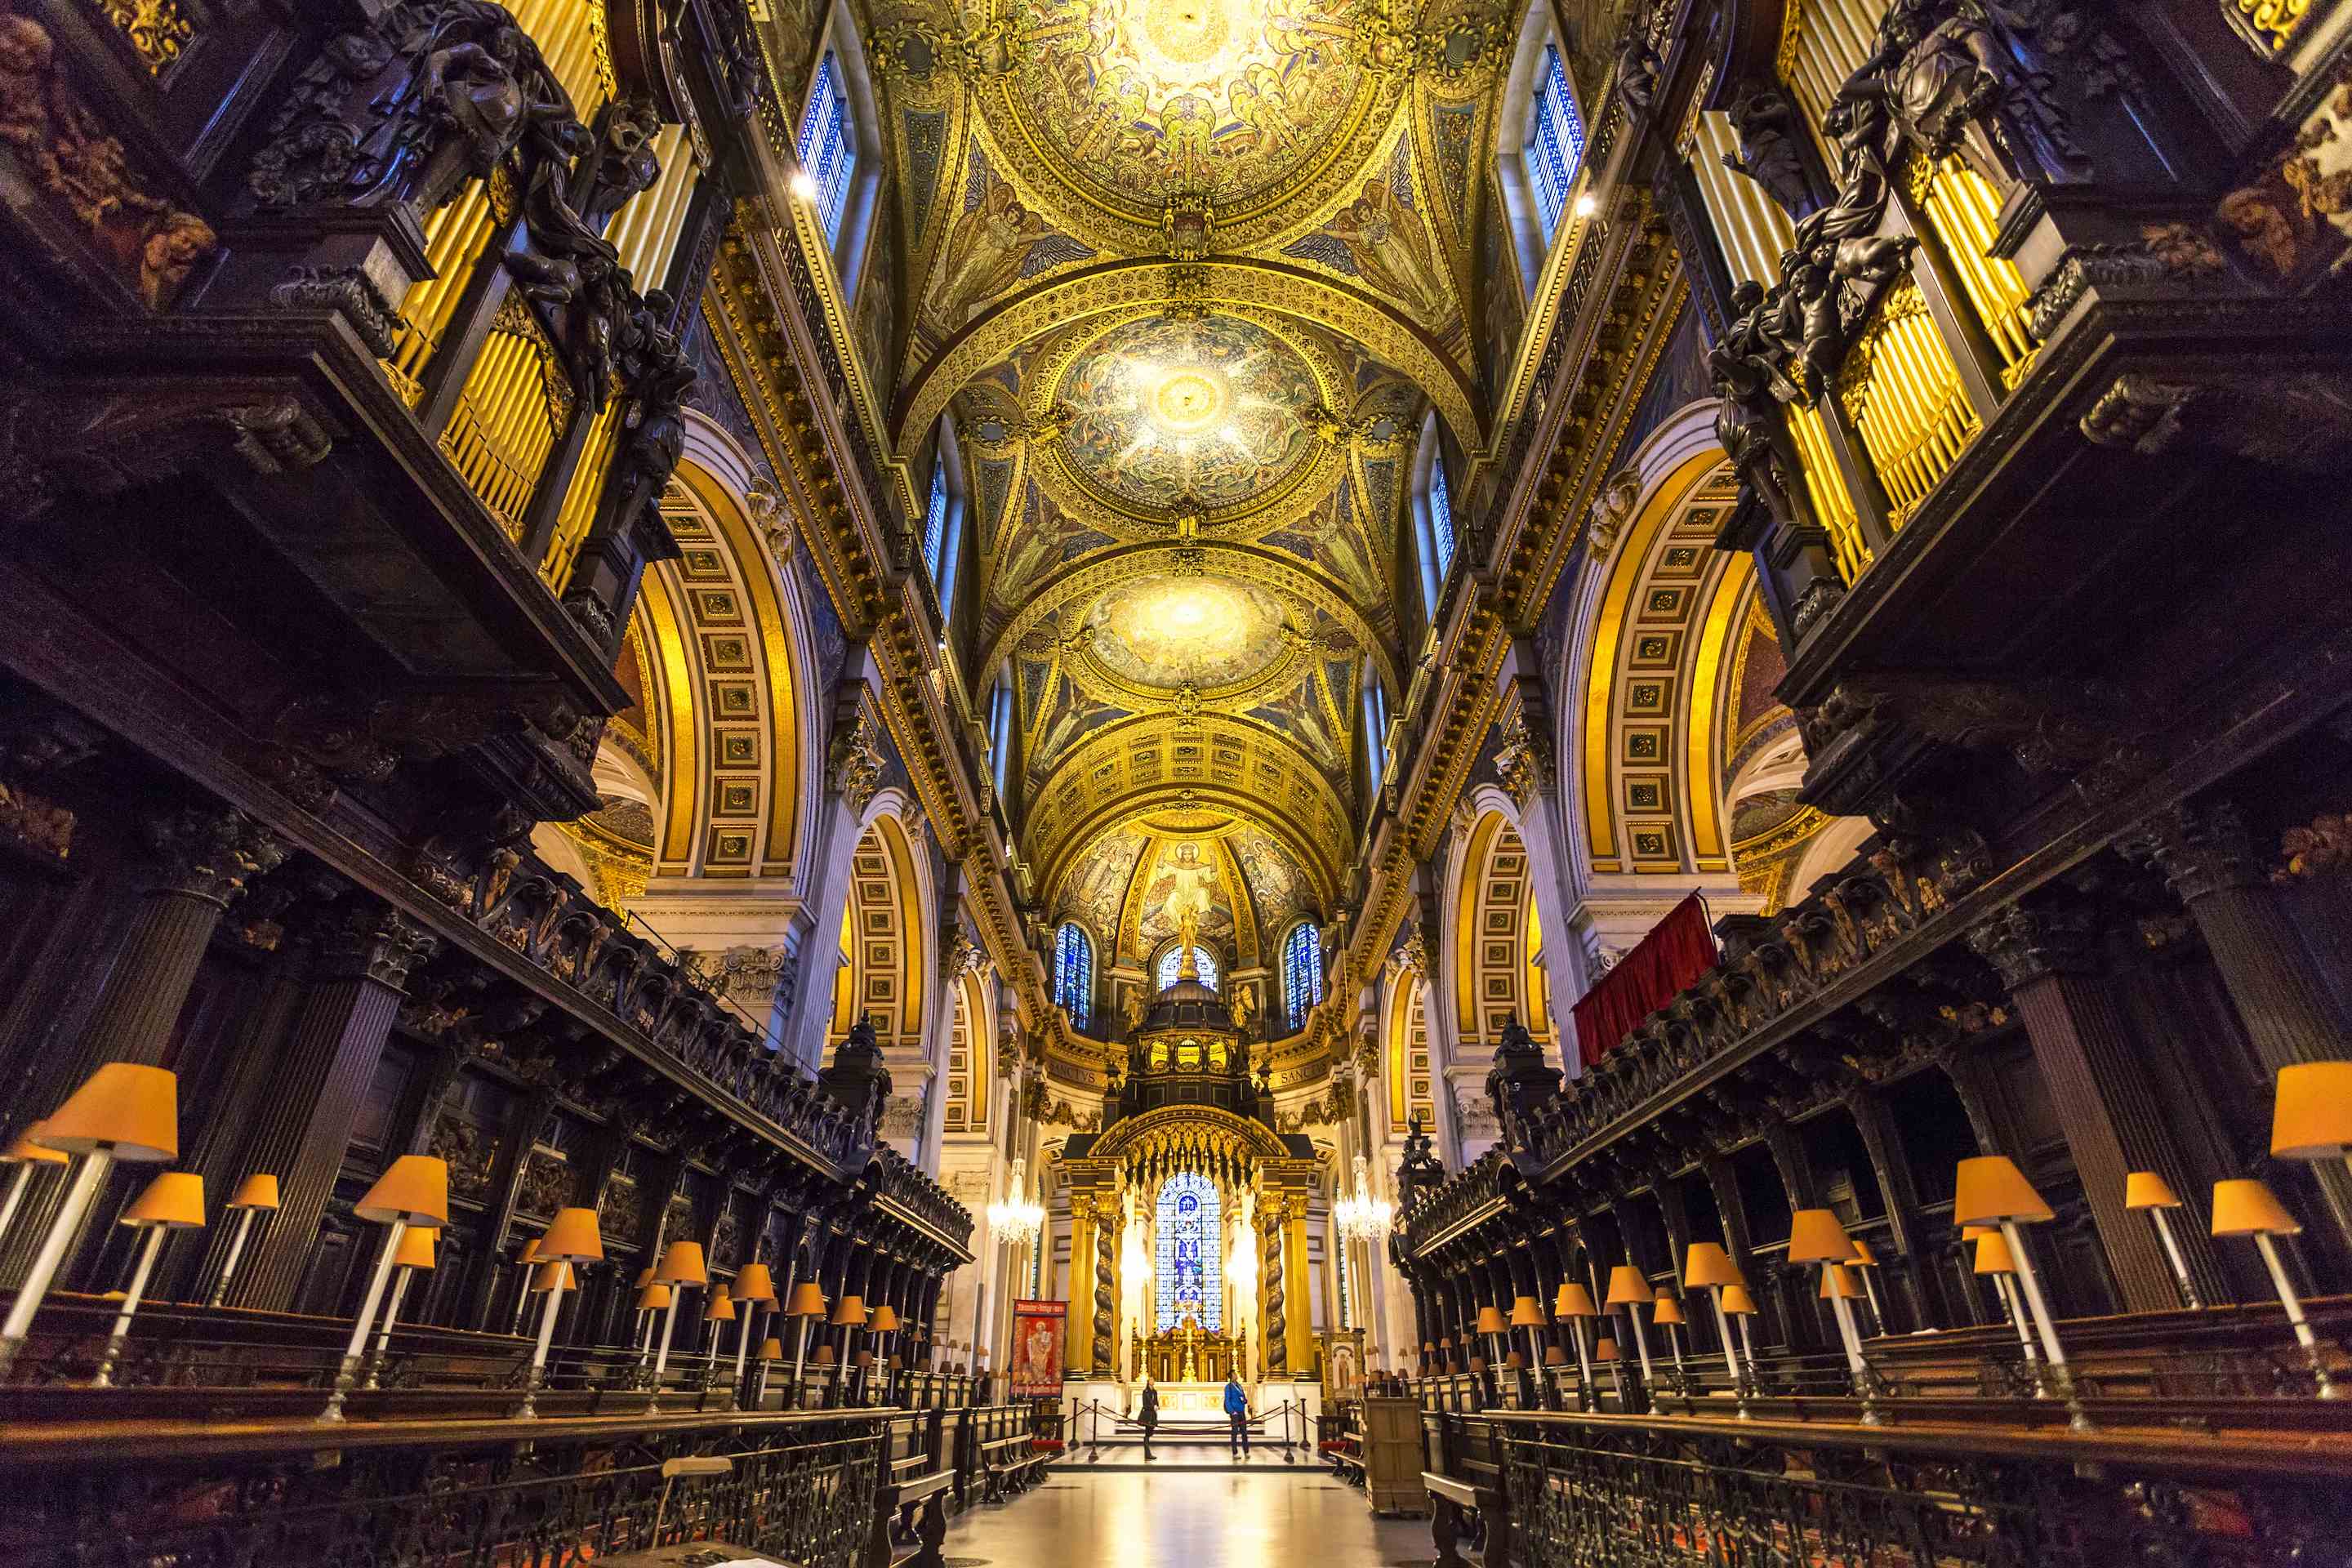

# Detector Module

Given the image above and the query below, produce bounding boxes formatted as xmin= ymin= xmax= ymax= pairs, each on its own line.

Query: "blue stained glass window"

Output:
xmin=797 ymin=52 xmax=857 ymax=242
xmin=924 ymin=460 xmax=948 ymax=578
xmin=1154 ymin=943 xmax=1220 ymax=994
xmin=1529 ymin=43 xmax=1586 ymax=243
xmin=1155 ymin=1172 xmax=1222 ymax=1331
xmin=1428 ymin=456 xmax=1455 ymax=580
xmin=1283 ymin=922 xmax=1323 ymax=1031
xmin=1054 ymin=922 xmax=1092 ymax=1030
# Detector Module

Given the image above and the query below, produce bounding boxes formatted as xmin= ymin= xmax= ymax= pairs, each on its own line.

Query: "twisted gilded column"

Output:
xmin=1260 ymin=1201 xmax=1287 ymax=1378
xmin=1093 ymin=1198 xmax=1116 ymax=1375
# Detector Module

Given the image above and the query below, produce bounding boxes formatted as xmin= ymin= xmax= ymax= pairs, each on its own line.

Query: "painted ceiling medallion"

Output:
xmin=996 ymin=0 xmax=1402 ymax=238
xmin=1058 ymin=314 xmax=1320 ymax=511
xmin=1085 ymin=573 xmax=1290 ymax=689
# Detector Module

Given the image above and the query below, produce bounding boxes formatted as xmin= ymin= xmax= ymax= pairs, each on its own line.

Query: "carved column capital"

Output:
xmin=2120 ymin=801 xmax=2264 ymax=904
xmin=139 ymin=804 xmax=287 ymax=906
xmin=1966 ymin=901 xmax=2100 ymax=990
xmin=315 ymin=903 xmax=439 ymax=989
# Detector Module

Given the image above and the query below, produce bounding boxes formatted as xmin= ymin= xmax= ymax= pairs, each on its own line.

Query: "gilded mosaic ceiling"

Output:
xmin=1055 ymin=314 xmax=1322 ymax=513
xmin=1084 ymin=575 xmax=1291 ymax=691
xmin=1051 ymin=812 xmax=1324 ymax=967
xmin=842 ymin=0 xmax=1521 ymax=930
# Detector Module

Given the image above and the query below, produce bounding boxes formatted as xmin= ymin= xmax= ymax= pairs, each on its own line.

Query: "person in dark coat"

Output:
xmin=1138 ymin=1377 xmax=1160 ymax=1460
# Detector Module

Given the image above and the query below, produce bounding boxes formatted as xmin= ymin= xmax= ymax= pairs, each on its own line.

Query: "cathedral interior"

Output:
xmin=1 ymin=0 xmax=2350 ymax=1562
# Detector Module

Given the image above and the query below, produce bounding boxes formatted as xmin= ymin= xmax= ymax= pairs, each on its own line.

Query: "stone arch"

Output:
xmin=1380 ymin=958 xmax=1437 ymax=1138
xmin=828 ymin=789 xmax=935 ymax=1076
xmin=1446 ymin=808 xmax=1546 ymax=1059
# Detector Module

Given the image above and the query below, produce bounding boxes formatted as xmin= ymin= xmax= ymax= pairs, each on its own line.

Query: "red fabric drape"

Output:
xmin=1569 ymin=893 xmax=1717 ymax=1069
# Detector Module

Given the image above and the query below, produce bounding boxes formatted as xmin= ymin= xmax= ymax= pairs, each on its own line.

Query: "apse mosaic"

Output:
xmin=1137 ymin=837 xmax=1236 ymax=950
xmin=1056 ymin=314 xmax=1321 ymax=512
xmin=1004 ymin=0 xmax=1388 ymax=219
xmin=1083 ymin=574 xmax=1290 ymax=691
xmin=1059 ymin=827 xmax=1148 ymax=940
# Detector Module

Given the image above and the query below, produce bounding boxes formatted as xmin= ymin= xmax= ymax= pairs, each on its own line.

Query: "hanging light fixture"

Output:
xmin=987 ymin=1156 xmax=1046 ymax=1249
xmin=1334 ymin=1155 xmax=1393 ymax=1243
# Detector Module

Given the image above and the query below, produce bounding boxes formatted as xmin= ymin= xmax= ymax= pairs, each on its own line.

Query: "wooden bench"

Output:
xmin=1422 ymin=1471 xmax=1511 ymax=1568
xmin=868 ymin=1468 xmax=952 ymax=1568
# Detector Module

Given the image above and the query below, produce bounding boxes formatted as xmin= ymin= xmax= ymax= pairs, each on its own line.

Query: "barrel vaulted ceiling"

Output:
xmin=769 ymin=0 xmax=1551 ymax=969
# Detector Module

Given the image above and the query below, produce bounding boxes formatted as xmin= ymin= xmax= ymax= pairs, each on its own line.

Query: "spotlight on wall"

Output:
xmin=1574 ymin=193 xmax=1599 ymax=219
xmin=791 ymin=171 xmax=819 ymax=203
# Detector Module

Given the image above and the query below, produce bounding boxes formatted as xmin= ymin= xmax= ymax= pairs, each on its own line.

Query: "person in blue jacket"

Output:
xmin=1223 ymin=1374 xmax=1250 ymax=1456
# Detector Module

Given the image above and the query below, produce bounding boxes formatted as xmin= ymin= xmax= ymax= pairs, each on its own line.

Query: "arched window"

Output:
xmin=1156 ymin=1172 xmax=1222 ymax=1330
xmin=1414 ymin=414 xmax=1455 ymax=614
xmin=1527 ymin=42 xmax=1586 ymax=243
xmin=1054 ymin=921 xmax=1093 ymax=1030
xmin=795 ymin=51 xmax=857 ymax=243
xmin=1283 ymin=921 xmax=1323 ymax=1031
xmin=1154 ymin=942 xmax=1220 ymax=994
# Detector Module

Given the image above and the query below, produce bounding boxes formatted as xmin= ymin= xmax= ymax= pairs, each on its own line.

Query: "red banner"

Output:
xmin=1569 ymin=892 xmax=1717 ymax=1068
xmin=1009 ymin=1299 xmax=1067 ymax=1397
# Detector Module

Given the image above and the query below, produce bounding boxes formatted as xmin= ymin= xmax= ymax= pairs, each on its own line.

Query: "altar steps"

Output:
xmin=1056 ymin=1438 xmax=1316 ymax=1473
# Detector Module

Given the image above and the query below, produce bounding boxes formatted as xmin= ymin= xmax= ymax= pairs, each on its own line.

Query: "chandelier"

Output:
xmin=1334 ymin=1154 xmax=1393 ymax=1243
xmin=987 ymin=1156 xmax=1045 ymax=1247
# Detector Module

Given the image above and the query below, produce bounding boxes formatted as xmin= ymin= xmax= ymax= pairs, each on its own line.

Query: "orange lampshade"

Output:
xmin=1684 ymin=1242 xmax=1744 ymax=1290
xmin=1650 ymin=1296 xmax=1686 ymax=1326
xmin=787 ymin=1281 xmax=827 ymax=1317
xmin=1553 ymin=1282 xmax=1598 ymax=1318
xmin=1604 ymin=1265 xmax=1654 ymax=1307
xmin=2123 ymin=1170 xmax=2181 ymax=1210
xmin=831 ymin=1293 xmax=868 ymax=1327
xmin=122 ymin=1170 xmax=205 ymax=1229
xmin=1849 ymin=1239 xmax=1878 ymax=1267
xmin=814 ymin=1344 xmax=837 ymax=1365
xmin=1819 ymin=1262 xmax=1863 ymax=1300
xmin=636 ymin=1283 xmax=673 ymax=1312
xmin=1787 ymin=1208 xmax=1857 ymax=1264
xmin=39 ymin=1062 xmax=178 ymax=1161
xmin=760 ymin=1335 xmax=785 ymax=1361
xmin=889 ymin=1354 xmax=904 ymax=1370
xmin=531 ymin=1259 xmax=577 ymax=1293
xmin=1960 ymin=1223 xmax=1993 ymax=1241
xmin=2270 ymin=1062 xmax=2352 ymax=1160
xmin=392 ymin=1227 xmax=437 ymax=1270
xmin=1475 ymin=1305 xmax=1508 ymax=1334
xmin=1594 ymin=1336 xmax=1619 ymax=1363
xmin=656 ymin=1240 xmax=707 ymax=1285
xmin=3 ymin=1123 xmax=67 ymax=1165
xmin=1509 ymin=1294 xmax=1547 ymax=1328
xmin=354 ymin=1155 xmax=449 ymax=1227
xmin=1504 ymin=1351 xmax=1524 ymax=1370
xmin=1422 ymin=1341 xmax=1437 ymax=1353
xmin=2211 ymin=1178 xmax=2301 ymax=1236
xmin=734 ymin=1263 xmax=777 ymax=1303
xmin=856 ymin=1349 xmax=874 ymax=1366
xmin=538 ymin=1205 xmax=604 ymax=1262
xmin=708 ymin=1287 xmax=737 ymax=1321
xmin=1953 ymin=1156 xmax=2053 ymax=1226
xmin=227 ymin=1173 xmax=279 ymax=1210
xmin=1720 ymin=1285 xmax=1757 ymax=1316
xmin=1971 ymin=1232 xmax=2016 ymax=1276
xmin=1468 ymin=1355 xmax=1487 ymax=1374
xmin=871 ymin=1303 xmax=902 ymax=1333
xmin=636 ymin=1267 xmax=656 ymax=1288
xmin=517 ymin=1238 xmax=541 ymax=1266
xmin=1544 ymin=1343 xmax=1568 ymax=1367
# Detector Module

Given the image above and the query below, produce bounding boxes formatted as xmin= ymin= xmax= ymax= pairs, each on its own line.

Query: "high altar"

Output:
xmin=1054 ymin=940 xmax=1325 ymax=1423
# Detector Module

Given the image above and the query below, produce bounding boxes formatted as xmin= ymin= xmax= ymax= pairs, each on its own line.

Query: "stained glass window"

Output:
xmin=1054 ymin=922 xmax=1092 ymax=1031
xmin=1529 ymin=43 xmax=1586 ymax=242
xmin=1153 ymin=943 xmax=1220 ymax=994
xmin=924 ymin=459 xmax=948 ymax=578
xmin=797 ymin=52 xmax=856 ymax=242
xmin=1428 ymin=455 xmax=1455 ymax=581
xmin=1284 ymin=922 xmax=1323 ymax=1031
xmin=1155 ymin=1172 xmax=1221 ymax=1331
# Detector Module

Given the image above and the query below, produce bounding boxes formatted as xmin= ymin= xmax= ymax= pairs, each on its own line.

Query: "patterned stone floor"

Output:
xmin=935 ymin=1468 xmax=1435 ymax=1566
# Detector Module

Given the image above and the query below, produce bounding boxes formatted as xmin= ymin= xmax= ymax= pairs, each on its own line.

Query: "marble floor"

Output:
xmin=936 ymin=1468 xmax=1435 ymax=1566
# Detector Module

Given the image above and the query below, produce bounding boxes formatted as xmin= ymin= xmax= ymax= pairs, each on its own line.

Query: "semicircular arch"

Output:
xmin=893 ymin=258 xmax=1485 ymax=466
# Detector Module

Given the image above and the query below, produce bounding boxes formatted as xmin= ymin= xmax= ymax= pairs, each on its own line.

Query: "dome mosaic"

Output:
xmin=1084 ymin=574 xmax=1290 ymax=690
xmin=1055 ymin=314 xmax=1321 ymax=512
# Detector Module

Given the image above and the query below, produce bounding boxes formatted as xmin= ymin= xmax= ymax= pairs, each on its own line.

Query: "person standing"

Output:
xmin=1223 ymin=1373 xmax=1250 ymax=1457
xmin=1139 ymin=1376 xmax=1160 ymax=1461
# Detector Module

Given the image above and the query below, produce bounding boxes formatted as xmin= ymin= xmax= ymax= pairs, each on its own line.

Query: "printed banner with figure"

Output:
xmin=1010 ymin=1299 xmax=1067 ymax=1397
